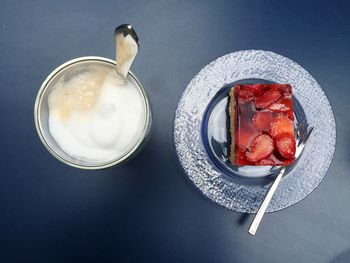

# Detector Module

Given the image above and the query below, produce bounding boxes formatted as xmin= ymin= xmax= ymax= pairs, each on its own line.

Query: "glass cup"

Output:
xmin=34 ymin=56 xmax=151 ymax=169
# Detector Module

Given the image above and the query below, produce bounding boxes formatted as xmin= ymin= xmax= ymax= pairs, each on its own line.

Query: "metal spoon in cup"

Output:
xmin=115 ymin=24 xmax=139 ymax=79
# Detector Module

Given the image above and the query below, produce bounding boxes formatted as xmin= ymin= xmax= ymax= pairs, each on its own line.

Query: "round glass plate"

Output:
xmin=174 ymin=50 xmax=336 ymax=213
xmin=202 ymin=79 xmax=304 ymax=186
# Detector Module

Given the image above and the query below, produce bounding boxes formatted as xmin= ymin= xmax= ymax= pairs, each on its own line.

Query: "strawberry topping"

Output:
xmin=254 ymin=89 xmax=281 ymax=109
xmin=275 ymin=133 xmax=296 ymax=159
xmin=270 ymin=115 xmax=294 ymax=138
xmin=246 ymin=134 xmax=274 ymax=162
xmin=241 ymin=84 xmax=262 ymax=92
xmin=231 ymin=83 xmax=295 ymax=166
xmin=238 ymin=89 xmax=255 ymax=103
xmin=252 ymin=111 xmax=275 ymax=132
xmin=268 ymin=97 xmax=292 ymax=113
xmin=256 ymin=158 xmax=275 ymax=166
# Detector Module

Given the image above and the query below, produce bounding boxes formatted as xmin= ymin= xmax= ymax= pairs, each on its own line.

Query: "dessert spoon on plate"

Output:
xmin=248 ymin=121 xmax=314 ymax=235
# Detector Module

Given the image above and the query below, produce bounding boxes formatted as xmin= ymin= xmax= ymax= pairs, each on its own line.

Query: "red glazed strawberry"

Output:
xmin=254 ymin=90 xmax=281 ymax=109
xmin=270 ymin=115 xmax=294 ymax=138
xmin=256 ymin=158 xmax=275 ymax=166
xmin=275 ymin=133 xmax=296 ymax=159
xmin=238 ymin=89 xmax=255 ymax=103
xmin=252 ymin=111 xmax=274 ymax=132
xmin=237 ymin=84 xmax=264 ymax=103
xmin=268 ymin=97 xmax=292 ymax=113
xmin=246 ymin=134 xmax=274 ymax=162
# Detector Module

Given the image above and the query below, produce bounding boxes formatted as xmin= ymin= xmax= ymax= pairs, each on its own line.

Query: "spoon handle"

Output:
xmin=114 ymin=24 xmax=139 ymax=79
xmin=248 ymin=167 xmax=286 ymax=236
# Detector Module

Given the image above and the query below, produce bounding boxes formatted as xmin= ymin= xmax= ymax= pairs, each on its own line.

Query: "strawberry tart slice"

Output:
xmin=229 ymin=84 xmax=295 ymax=166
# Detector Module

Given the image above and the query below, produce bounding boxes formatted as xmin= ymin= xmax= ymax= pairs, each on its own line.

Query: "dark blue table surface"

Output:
xmin=1 ymin=0 xmax=350 ymax=262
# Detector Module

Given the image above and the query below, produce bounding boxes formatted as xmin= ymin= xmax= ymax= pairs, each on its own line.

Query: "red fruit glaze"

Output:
xmin=238 ymin=89 xmax=255 ymax=103
xmin=275 ymin=133 xmax=296 ymax=159
xmin=241 ymin=84 xmax=261 ymax=92
xmin=270 ymin=115 xmax=294 ymax=138
xmin=246 ymin=134 xmax=274 ymax=162
xmin=236 ymin=126 xmax=260 ymax=150
xmin=254 ymin=89 xmax=281 ymax=109
xmin=231 ymin=84 xmax=295 ymax=166
xmin=268 ymin=97 xmax=292 ymax=113
xmin=252 ymin=111 xmax=275 ymax=132
xmin=256 ymin=158 xmax=275 ymax=166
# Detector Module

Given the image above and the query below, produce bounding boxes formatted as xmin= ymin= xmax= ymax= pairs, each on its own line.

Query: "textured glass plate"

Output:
xmin=174 ymin=50 xmax=336 ymax=213
xmin=202 ymin=79 xmax=303 ymax=186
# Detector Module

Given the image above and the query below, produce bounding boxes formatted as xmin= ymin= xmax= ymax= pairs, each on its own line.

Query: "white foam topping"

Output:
xmin=48 ymin=67 xmax=145 ymax=162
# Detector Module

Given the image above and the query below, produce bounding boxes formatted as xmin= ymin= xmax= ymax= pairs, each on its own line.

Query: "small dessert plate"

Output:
xmin=202 ymin=79 xmax=300 ymax=185
xmin=174 ymin=50 xmax=336 ymax=213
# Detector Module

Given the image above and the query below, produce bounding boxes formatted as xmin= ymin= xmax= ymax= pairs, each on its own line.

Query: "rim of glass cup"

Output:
xmin=34 ymin=56 xmax=151 ymax=170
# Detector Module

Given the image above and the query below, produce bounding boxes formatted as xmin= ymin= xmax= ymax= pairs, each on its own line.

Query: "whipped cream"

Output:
xmin=48 ymin=66 xmax=145 ymax=162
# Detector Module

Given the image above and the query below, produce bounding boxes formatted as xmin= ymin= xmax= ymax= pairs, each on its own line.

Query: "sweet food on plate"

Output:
xmin=229 ymin=84 xmax=295 ymax=166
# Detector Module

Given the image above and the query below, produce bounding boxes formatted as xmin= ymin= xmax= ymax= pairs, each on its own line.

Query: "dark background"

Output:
xmin=1 ymin=0 xmax=350 ymax=262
